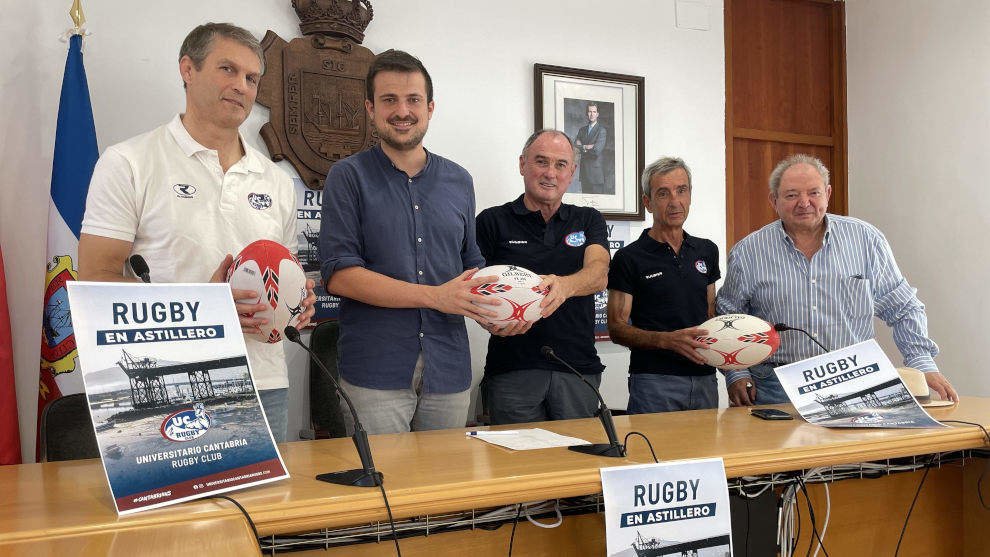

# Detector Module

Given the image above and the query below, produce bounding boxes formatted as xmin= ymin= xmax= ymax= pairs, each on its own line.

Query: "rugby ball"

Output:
xmin=693 ymin=314 xmax=780 ymax=370
xmin=225 ymin=240 xmax=307 ymax=343
xmin=468 ymin=265 xmax=548 ymax=325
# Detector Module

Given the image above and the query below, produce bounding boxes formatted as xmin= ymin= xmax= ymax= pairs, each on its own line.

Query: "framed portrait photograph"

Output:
xmin=534 ymin=64 xmax=645 ymax=220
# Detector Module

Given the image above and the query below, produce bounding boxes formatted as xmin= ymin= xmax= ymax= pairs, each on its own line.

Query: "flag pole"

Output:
xmin=38 ymin=0 xmax=98 ymax=460
xmin=69 ymin=0 xmax=85 ymax=35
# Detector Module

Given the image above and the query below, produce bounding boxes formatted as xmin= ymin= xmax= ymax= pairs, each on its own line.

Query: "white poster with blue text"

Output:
xmin=601 ymin=457 xmax=733 ymax=557
xmin=773 ymin=339 xmax=943 ymax=428
xmin=66 ymin=282 xmax=289 ymax=514
xmin=294 ymin=177 xmax=340 ymax=323
xmin=594 ymin=221 xmax=632 ymax=341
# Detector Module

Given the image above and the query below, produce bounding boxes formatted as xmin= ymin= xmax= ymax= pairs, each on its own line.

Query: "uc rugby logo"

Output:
xmin=161 ymin=403 xmax=213 ymax=442
xmin=564 ymin=231 xmax=586 ymax=247
xmin=248 ymin=193 xmax=273 ymax=210
xmin=695 ymin=259 xmax=708 ymax=274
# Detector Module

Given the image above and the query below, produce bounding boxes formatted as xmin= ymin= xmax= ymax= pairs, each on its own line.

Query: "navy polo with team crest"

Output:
xmin=608 ymin=229 xmax=720 ymax=376
xmin=476 ymin=195 xmax=608 ymax=376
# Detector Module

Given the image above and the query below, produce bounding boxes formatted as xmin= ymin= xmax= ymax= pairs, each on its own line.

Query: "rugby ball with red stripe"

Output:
xmin=469 ymin=265 xmax=547 ymax=325
xmin=694 ymin=314 xmax=780 ymax=370
xmin=226 ymin=240 xmax=307 ymax=343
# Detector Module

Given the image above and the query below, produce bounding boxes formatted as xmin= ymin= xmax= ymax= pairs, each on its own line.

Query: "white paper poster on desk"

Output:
xmin=66 ymin=282 xmax=289 ymax=514
xmin=773 ymin=339 xmax=943 ymax=428
xmin=601 ymin=457 xmax=733 ymax=557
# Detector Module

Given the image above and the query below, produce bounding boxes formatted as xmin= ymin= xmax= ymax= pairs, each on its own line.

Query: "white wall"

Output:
xmin=1 ymin=0 xmax=726 ymax=457
xmin=846 ymin=0 xmax=990 ymax=398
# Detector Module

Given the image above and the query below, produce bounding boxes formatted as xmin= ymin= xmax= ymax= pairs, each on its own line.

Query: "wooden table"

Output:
xmin=1 ymin=398 xmax=988 ymax=556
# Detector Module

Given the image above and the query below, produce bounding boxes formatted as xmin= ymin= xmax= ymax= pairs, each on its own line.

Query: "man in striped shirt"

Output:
xmin=717 ymin=154 xmax=957 ymax=406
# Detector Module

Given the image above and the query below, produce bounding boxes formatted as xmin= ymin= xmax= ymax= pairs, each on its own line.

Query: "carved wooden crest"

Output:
xmin=256 ymin=0 xmax=378 ymax=190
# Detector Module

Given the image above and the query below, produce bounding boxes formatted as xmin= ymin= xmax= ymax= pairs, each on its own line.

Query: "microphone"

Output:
xmin=283 ymin=326 xmax=383 ymax=487
xmin=129 ymin=255 xmax=151 ymax=283
xmin=774 ymin=323 xmax=830 ymax=353
xmin=541 ymin=346 xmax=625 ymax=458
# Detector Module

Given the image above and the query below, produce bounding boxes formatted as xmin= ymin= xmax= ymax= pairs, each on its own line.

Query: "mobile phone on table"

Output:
xmin=750 ymin=408 xmax=793 ymax=420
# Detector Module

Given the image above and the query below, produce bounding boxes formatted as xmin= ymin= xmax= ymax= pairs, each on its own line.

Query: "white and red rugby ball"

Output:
xmin=468 ymin=265 xmax=547 ymax=325
xmin=225 ymin=239 xmax=307 ymax=343
xmin=693 ymin=314 xmax=780 ymax=370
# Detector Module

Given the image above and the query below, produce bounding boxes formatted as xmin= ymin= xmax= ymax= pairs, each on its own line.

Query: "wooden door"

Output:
xmin=725 ymin=0 xmax=847 ymax=248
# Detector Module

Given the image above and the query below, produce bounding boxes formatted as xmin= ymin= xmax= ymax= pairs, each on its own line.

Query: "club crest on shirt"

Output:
xmin=248 ymin=193 xmax=273 ymax=210
xmin=564 ymin=231 xmax=586 ymax=247
xmin=695 ymin=259 xmax=708 ymax=274
xmin=173 ymin=184 xmax=197 ymax=199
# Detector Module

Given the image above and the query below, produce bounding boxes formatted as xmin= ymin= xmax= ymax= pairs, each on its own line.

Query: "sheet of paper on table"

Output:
xmin=466 ymin=428 xmax=591 ymax=451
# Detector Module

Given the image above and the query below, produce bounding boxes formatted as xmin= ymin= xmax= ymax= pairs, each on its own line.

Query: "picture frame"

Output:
xmin=534 ymin=64 xmax=645 ymax=221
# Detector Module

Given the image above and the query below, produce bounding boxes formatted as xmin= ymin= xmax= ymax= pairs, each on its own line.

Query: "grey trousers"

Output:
xmin=258 ymin=387 xmax=289 ymax=443
xmin=626 ymin=373 xmax=718 ymax=414
xmin=338 ymin=353 xmax=471 ymax=435
xmin=485 ymin=368 xmax=602 ymax=425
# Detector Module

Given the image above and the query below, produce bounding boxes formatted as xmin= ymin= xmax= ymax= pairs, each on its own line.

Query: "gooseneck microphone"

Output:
xmin=283 ymin=326 xmax=383 ymax=487
xmin=773 ymin=323 xmax=830 ymax=353
xmin=129 ymin=254 xmax=151 ymax=283
xmin=541 ymin=346 xmax=626 ymax=458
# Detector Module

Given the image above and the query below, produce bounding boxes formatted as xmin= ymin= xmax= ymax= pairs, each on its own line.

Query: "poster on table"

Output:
xmin=594 ymin=221 xmax=632 ymax=341
xmin=601 ymin=457 xmax=733 ymax=557
xmin=294 ymin=177 xmax=340 ymax=324
xmin=773 ymin=339 xmax=944 ymax=428
xmin=66 ymin=282 xmax=289 ymax=514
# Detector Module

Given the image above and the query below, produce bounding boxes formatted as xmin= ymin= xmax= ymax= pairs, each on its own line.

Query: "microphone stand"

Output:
xmin=283 ymin=326 xmax=383 ymax=487
xmin=541 ymin=346 xmax=625 ymax=458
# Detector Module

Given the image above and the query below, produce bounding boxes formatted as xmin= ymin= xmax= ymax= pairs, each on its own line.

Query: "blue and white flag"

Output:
xmin=38 ymin=33 xmax=99 ymax=451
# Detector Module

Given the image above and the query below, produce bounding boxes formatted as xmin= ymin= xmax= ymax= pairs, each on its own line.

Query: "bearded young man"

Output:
xmin=318 ymin=50 xmax=499 ymax=434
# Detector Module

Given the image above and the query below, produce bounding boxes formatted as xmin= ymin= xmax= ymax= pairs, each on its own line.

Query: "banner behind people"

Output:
xmin=37 ymin=33 xmax=99 ymax=460
xmin=293 ymin=178 xmax=340 ymax=323
xmin=594 ymin=221 xmax=631 ymax=342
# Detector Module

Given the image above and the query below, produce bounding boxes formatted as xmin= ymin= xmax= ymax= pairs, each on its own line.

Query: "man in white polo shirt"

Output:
xmin=78 ymin=23 xmax=314 ymax=442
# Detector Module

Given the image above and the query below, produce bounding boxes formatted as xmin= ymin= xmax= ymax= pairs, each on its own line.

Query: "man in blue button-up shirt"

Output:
xmin=717 ymin=154 xmax=957 ymax=406
xmin=318 ymin=50 xmax=498 ymax=434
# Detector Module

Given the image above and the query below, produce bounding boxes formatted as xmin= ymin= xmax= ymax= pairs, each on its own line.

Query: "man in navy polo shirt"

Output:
xmin=606 ymin=157 xmax=720 ymax=413
xmin=319 ymin=50 xmax=499 ymax=435
xmin=476 ymin=130 xmax=610 ymax=425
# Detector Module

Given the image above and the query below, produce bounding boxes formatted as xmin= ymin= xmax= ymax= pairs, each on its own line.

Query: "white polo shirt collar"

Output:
xmin=166 ymin=114 xmax=266 ymax=175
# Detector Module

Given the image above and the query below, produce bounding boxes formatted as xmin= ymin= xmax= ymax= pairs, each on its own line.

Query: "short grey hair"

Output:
xmin=179 ymin=23 xmax=265 ymax=88
xmin=640 ymin=157 xmax=692 ymax=198
xmin=769 ymin=154 xmax=830 ymax=197
xmin=521 ymin=129 xmax=579 ymax=160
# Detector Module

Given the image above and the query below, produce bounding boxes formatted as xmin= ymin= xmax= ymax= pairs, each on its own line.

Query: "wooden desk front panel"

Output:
xmin=0 ymin=514 xmax=260 ymax=557
xmin=0 ymin=398 xmax=986 ymax=547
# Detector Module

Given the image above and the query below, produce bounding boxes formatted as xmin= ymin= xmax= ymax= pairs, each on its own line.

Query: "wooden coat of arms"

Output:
xmin=257 ymin=0 xmax=378 ymax=190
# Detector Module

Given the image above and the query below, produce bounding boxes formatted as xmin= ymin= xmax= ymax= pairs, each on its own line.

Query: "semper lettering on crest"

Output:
xmin=287 ymin=72 xmax=301 ymax=135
